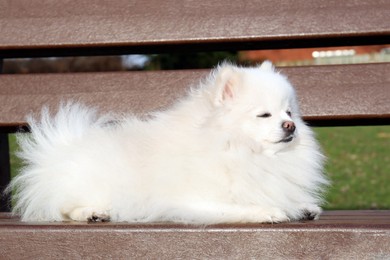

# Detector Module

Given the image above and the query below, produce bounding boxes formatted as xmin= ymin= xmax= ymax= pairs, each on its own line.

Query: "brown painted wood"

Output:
xmin=0 ymin=63 xmax=389 ymax=130
xmin=0 ymin=0 xmax=389 ymax=57
xmin=0 ymin=0 xmax=389 ymax=257
xmin=0 ymin=211 xmax=389 ymax=259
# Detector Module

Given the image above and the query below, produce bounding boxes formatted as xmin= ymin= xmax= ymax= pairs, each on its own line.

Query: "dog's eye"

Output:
xmin=286 ymin=111 xmax=292 ymax=117
xmin=257 ymin=113 xmax=272 ymax=118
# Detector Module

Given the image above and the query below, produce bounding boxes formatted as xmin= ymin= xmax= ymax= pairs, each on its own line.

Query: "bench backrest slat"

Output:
xmin=0 ymin=63 xmax=389 ymax=130
xmin=0 ymin=0 xmax=389 ymax=58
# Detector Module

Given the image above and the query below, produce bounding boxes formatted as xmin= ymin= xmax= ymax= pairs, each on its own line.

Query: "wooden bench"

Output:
xmin=1 ymin=0 xmax=389 ymax=258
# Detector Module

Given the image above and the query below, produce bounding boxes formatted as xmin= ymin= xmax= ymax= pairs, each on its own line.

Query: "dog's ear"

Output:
xmin=258 ymin=60 xmax=275 ymax=71
xmin=213 ymin=64 xmax=240 ymax=105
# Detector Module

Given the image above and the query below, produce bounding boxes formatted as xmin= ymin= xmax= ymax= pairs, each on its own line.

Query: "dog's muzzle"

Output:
xmin=276 ymin=121 xmax=296 ymax=143
xmin=282 ymin=121 xmax=296 ymax=134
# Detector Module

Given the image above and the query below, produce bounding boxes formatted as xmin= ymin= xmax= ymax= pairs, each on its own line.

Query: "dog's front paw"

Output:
xmin=261 ymin=208 xmax=290 ymax=223
xmin=67 ymin=207 xmax=111 ymax=222
xmin=299 ymin=204 xmax=322 ymax=220
xmin=87 ymin=212 xmax=111 ymax=223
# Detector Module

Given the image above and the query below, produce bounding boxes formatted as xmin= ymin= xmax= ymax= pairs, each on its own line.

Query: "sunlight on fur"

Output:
xmin=6 ymin=61 xmax=329 ymax=224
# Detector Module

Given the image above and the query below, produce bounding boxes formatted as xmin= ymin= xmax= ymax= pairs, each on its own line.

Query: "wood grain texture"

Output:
xmin=0 ymin=0 xmax=389 ymax=57
xmin=0 ymin=1 xmax=389 ymax=257
xmin=1 ymin=211 xmax=389 ymax=259
xmin=0 ymin=63 xmax=389 ymax=129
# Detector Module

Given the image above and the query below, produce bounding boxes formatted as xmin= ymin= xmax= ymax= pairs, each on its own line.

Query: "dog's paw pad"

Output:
xmin=87 ymin=212 xmax=111 ymax=223
xmin=299 ymin=205 xmax=322 ymax=221
xmin=301 ymin=210 xmax=317 ymax=220
xmin=298 ymin=203 xmax=322 ymax=221
xmin=67 ymin=207 xmax=111 ymax=222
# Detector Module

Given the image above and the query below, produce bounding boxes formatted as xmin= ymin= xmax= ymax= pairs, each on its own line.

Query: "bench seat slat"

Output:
xmin=1 ymin=211 xmax=389 ymax=259
xmin=0 ymin=0 xmax=389 ymax=57
xmin=0 ymin=63 xmax=389 ymax=129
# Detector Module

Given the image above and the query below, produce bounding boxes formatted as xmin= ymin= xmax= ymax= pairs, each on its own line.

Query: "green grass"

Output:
xmin=315 ymin=126 xmax=390 ymax=210
xmin=9 ymin=135 xmax=22 ymax=181
xmin=8 ymin=126 xmax=390 ymax=210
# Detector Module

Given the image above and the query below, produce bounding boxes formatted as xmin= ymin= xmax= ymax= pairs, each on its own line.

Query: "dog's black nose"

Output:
xmin=282 ymin=121 xmax=296 ymax=134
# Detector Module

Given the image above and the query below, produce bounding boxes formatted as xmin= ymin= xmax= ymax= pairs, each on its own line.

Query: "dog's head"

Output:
xmin=210 ymin=61 xmax=303 ymax=154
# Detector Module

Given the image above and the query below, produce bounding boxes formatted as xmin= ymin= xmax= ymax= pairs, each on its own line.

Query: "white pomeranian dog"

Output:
xmin=7 ymin=61 xmax=328 ymax=224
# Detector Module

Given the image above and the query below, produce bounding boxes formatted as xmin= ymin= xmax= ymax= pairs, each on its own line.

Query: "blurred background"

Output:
xmin=3 ymin=45 xmax=389 ymax=72
xmin=3 ymin=44 xmax=390 ymax=210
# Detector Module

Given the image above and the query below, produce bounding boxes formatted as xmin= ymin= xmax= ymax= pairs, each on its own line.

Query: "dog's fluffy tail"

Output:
xmin=17 ymin=103 xmax=112 ymax=166
xmin=6 ymin=103 xmax=113 ymax=220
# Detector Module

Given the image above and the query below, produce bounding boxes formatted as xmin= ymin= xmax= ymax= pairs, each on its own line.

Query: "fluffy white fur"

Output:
xmin=7 ymin=62 xmax=328 ymax=224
